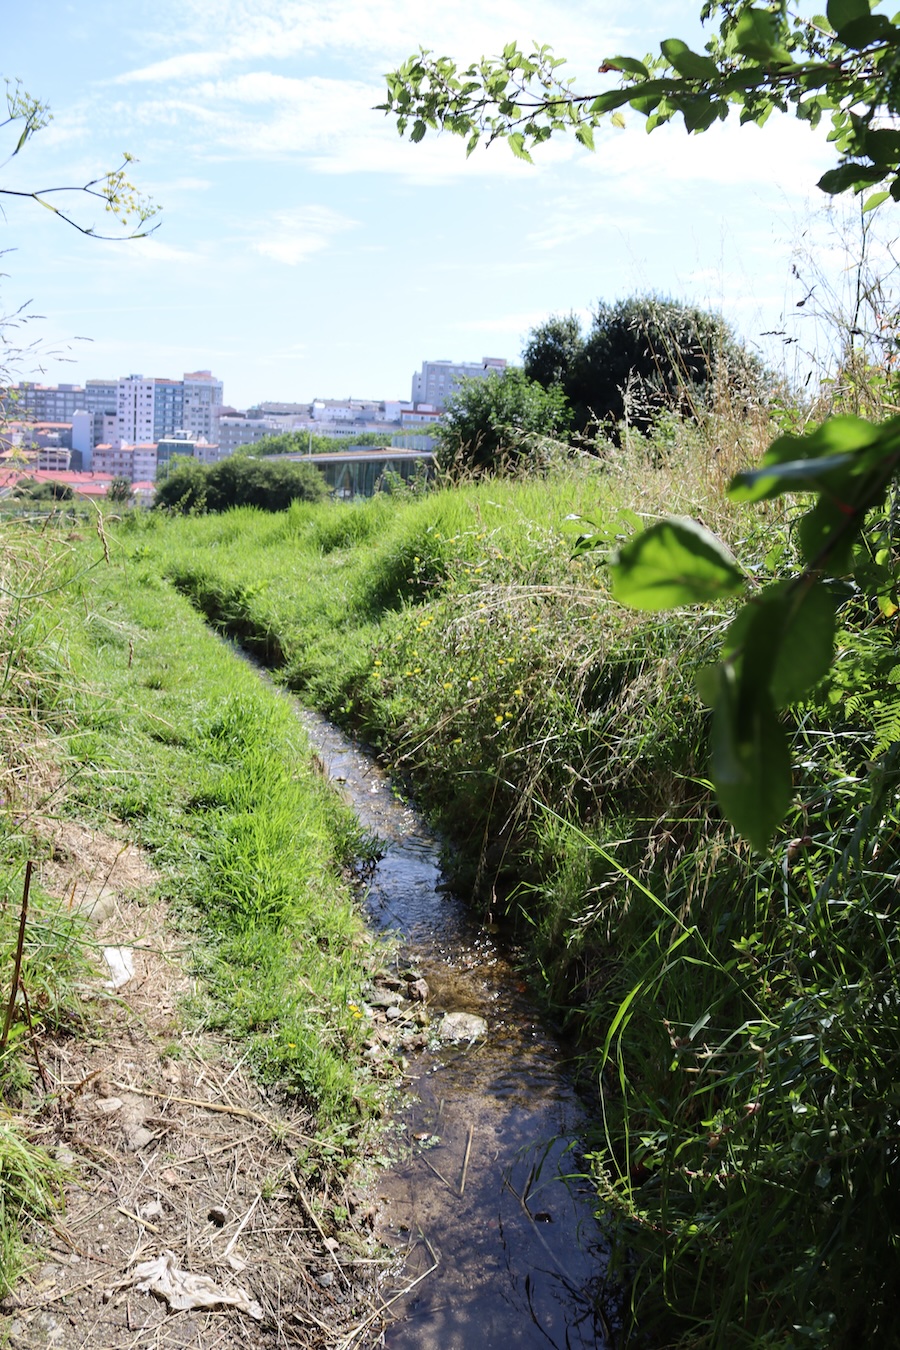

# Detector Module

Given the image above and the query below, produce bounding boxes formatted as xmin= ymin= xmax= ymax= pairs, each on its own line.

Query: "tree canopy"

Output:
xmin=154 ymin=456 xmax=329 ymax=514
xmin=435 ymin=367 xmax=572 ymax=474
xmin=381 ymin=1 xmax=900 ymax=209
xmin=523 ymin=298 xmax=767 ymax=435
xmin=11 ymin=477 xmax=72 ymax=503
xmin=521 ymin=313 xmax=584 ymax=391
xmin=245 ymin=431 xmax=387 ymax=457
xmin=106 ymin=476 xmax=133 ymax=504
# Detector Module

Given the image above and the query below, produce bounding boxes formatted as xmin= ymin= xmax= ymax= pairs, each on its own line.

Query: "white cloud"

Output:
xmin=250 ymin=205 xmax=357 ymax=265
xmin=119 ymin=73 xmax=543 ymax=181
xmin=114 ymin=52 xmax=232 ymax=84
xmin=158 ymin=0 xmax=624 ymax=79
xmin=128 ymin=238 xmax=206 ymax=264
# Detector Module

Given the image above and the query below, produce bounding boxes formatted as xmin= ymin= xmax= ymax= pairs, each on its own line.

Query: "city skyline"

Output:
xmin=3 ymin=1 xmax=864 ymax=410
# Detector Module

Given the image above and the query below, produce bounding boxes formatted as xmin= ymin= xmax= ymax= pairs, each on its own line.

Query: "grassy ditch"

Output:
xmin=117 ymin=427 xmax=900 ymax=1347
xmin=0 ymin=516 xmax=387 ymax=1288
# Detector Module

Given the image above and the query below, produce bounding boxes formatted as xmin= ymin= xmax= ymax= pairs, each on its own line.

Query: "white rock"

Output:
xmin=102 ymin=947 xmax=135 ymax=990
xmin=438 ymin=1012 xmax=488 ymax=1043
xmin=95 ymin=1097 xmax=124 ymax=1115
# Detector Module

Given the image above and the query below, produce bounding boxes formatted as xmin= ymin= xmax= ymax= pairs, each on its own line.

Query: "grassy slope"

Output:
xmin=121 ymin=438 xmax=900 ymax=1348
xmin=0 ymin=519 xmax=384 ymax=1209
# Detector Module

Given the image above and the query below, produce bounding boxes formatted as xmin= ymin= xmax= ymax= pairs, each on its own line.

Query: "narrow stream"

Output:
xmin=297 ymin=709 xmax=617 ymax=1349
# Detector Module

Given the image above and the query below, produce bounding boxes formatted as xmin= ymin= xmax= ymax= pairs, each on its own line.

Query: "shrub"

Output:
xmin=435 ymin=366 xmax=572 ymax=475
xmin=155 ymin=456 xmax=329 ymax=513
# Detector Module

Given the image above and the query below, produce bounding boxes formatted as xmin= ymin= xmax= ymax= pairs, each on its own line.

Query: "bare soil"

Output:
xmin=2 ymin=819 xmax=392 ymax=1350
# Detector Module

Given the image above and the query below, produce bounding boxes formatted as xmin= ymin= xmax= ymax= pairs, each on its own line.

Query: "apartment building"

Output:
xmin=182 ymin=371 xmax=224 ymax=440
xmin=215 ymin=416 xmax=283 ymax=454
xmin=93 ymin=442 xmax=158 ymax=482
xmin=410 ymin=358 xmax=507 ymax=410
xmin=2 ymin=383 xmax=85 ymax=423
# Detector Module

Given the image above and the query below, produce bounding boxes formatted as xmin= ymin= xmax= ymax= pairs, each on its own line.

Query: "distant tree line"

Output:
xmin=154 ymin=456 xmax=328 ymax=514
xmin=246 ymin=431 xmax=387 ymax=457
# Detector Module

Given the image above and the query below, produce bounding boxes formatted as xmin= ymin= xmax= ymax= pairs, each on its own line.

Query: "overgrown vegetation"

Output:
xmin=10 ymin=477 xmax=73 ymax=502
xmin=435 ymin=364 xmax=572 ymax=472
xmin=246 ymin=430 xmax=388 ymax=456
xmin=104 ymin=334 xmax=900 ymax=1343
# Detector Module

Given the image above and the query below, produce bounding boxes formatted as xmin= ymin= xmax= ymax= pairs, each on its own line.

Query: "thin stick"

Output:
xmin=18 ymin=979 xmax=51 ymax=1092
xmin=288 ymin=1172 xmax=349 ymax=1286
xmin=116 ymin=1206 xmax=163 ymax=1235
xmin=109 ymin=1081 xmax=331 ymax=1147
xmin=458 ymin=1124 xmax=474 ymax=1198
xmin=221 ymin=1192 xmax=261 ymax=1259
xmin=1 ymin=861 xmax=32 ymax=1051
xmin=416 ymin=1151 xmax=455 ymax=1194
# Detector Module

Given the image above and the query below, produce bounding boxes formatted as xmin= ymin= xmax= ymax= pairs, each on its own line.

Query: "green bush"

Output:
xmin=155 ymin=455 xmax=329 ymax=513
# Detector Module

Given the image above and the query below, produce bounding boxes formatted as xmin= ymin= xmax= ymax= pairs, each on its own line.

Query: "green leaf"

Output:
xmin=660 ymin=39 xmax=720 ymax=80
xmin=729 ymin=414 xmax=900 ymax=502
xmin=818 ymin=164 xmax=884 ymax=194
xmin=858 ymin=127 xmax=900 ymax=167
xmin=826 ymin=0 xmax=870 ymax=36
xmin=575 ymin=123 xmax=596 ymax=151
xmin=507 ymin=131 xmax=533 ymax=162
xmin=732 ymin=8 xmax=794 ymax=62
xmin=609 ymin=516 xmax=746 ymax=610
xmin=695 ymin=665 xmax=720 ymax=707
xmin=729 ymin=451 xmax=859 ymax=501
xmin=709 ymin=666 xmax=793 ymax=851
xmin=603 ymin=55 xmax=650 ymax=78
xmin=797 ymin=497 xmax=860 ymax=573
xmin=836 ymin=12 xmax=897 ymax=47
xmin=863 ymin=190 xmax=891 ymax=212
xmin=682 ymin=96 xmax=726 ymax=133
xmin=768 ymin=584 xmax=836 ymax=706
xmin=772 ymin=414 xmax=885 ymax=460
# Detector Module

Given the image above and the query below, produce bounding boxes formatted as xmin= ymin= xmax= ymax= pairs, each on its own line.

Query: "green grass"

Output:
xmin=56 ymin=551 xmax=383 ymax=1137
xmin=0 ymin=516 xmax=387 ymax=1215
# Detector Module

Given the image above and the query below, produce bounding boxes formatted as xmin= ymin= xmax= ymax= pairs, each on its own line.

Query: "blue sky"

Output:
xmin=1 ymin=0 xmax=856 ymax=410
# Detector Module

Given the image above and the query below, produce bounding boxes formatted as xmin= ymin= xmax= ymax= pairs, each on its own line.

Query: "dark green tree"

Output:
xmin=11 ymin=477 xmax=73 ymax=502
xmin=573 ymin=296 xmax=765 ymax=434
xmin=436 ymin=367 xmax=572 ymax=474
xmin=154 ymin=456 xmax=328 ymax=514
xmin=521 ymin=312 xmax=585 ymax=390
xmin=106 ymin=476 xmax=132 ymax=504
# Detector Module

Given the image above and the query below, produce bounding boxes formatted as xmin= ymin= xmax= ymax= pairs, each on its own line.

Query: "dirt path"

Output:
xmin=3 ymin=823 xmax=388 ymax=1350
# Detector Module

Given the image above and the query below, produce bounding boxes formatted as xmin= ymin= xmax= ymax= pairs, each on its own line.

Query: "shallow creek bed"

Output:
xmin=299 ymin=709 xmax=617 ymax=1349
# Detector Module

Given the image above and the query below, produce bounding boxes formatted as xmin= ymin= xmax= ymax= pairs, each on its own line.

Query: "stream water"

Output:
xmin=297 ymin=709 xmax=617 ymax=1349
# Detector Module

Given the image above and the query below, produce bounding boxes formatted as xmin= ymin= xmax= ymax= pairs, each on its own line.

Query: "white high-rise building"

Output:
xmin=411 ymin=357 xmax=507 ymax=410
xmin=116 ymin=375 xmax=157 ymax=447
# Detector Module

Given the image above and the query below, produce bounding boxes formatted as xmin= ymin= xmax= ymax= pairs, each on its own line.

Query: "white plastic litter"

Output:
xmin=127 ymin=1250 xmax=263 ymax=1320
xmin=102 ymin=947 xmax=135 ymax=990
